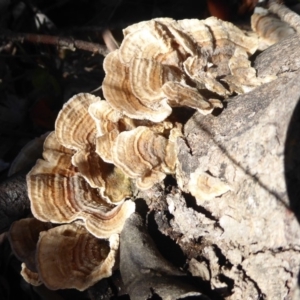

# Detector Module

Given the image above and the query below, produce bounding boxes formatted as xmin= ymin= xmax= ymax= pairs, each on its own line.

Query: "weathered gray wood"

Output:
xmin=150 ymin=34 xmax=300 ymax=299
xmin=2 ymin=32 xmax=300 ymax=300
xmin=120 ymin=213 xmax=209 ymax=300
xmin=255 ymin=33 xmax=300 ymax=77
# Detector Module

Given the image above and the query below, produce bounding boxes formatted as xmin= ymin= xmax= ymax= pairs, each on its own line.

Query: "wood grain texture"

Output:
xmin=162 ymin=34 xmax=300 ymax=299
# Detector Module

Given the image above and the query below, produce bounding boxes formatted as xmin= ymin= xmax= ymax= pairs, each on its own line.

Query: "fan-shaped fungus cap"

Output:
xmin=222 ymin=47 xmax=275 ymax=94
xmin=203 ymin=17 xmax=258 ymax=55
xmin=129 ymin=58 xmax=183 ymax=107
xmin=36 ymin=223 xmax=119 ymax=291
xmin=27 ymin=132 xmax=135 ymax=238
xmin=89 ymin=100 xmax=176 ymax=166
xmin=188 ymin=168 xmax=232 ymax=204
xmin=102 ymin=17 xmax=261 ymax=123
xmin=179 ymin=18 xmax=258 ymax=89
xmin=55 ymin=93 xmax=98 ymax=150
xmin=162 ymin=81 xmax=223 ymax=114
xmin=54 ymin=93 xmax=132 ymax=203
xmin=20 ymin=263 xmax=43 ymax=286
xmin=102 ymin=50 xmax=221 ymax=123
xmin=177 ymin=19 xmax=214 ymax=55
xmin=88 ymin=100 xmax=136 ymax=163
xmin=183 ymin=56 xmax=230 ymax=97
xmin=102 ymin=50 xmax=172 ymax=123
xmin=119 ymin=19 xmax=181 ymax=66
xmin=112 ymin=126 xmax=179 ymax=190
xmin=21 ymin=263 xmax=41 ymax=286
xmin=88 ymin=100 xmax=125 ymax=136
xmin=8 ymin=218 xmax=52 ymax=272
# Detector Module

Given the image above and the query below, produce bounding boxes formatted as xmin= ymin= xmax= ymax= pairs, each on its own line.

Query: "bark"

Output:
xmin=120 ymin=213 xmax=209 ymax=300
xmin=0 ymin=31 xmax=109 ymax=56
xmin=0 ymin=171 xmax=30 ymax=234
xmin=254 ymin=33 xmax=300 ymax=77
xmin=137 ymin=33 xmax=300 ymax=299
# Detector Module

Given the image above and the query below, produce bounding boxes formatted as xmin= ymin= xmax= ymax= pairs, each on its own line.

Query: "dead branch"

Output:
xmin=0 ymin=31 xmax=110 ymax=56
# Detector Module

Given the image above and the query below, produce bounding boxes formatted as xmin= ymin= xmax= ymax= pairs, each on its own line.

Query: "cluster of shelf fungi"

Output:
xmin=6 ymin=4 xmax=300 ymax=299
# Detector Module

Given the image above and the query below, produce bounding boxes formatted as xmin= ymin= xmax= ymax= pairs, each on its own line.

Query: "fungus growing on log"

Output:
xmin=111 ymin=126 xmax=180 ymax=190
xmin=8 ymin=218 xmax=52 ymax=273
xmin=16 ymin=14 xmax=280 ymax=292
xmin=36 ymin=223 xmax=119 ymax=291
xmin=9 ymin=219 xmax=119 ymax=290
xmin=27 ymin=132 xmax=135 ymax=238
xmin=101 ymin=17 xmax=271 ymax=124
xmin=54 ymin=93 xmax=133 ymax=203
xmin=187 ymin=168 xmax=232 ymax=204
xmin=102 ymin=50 xmax=172 ymax=122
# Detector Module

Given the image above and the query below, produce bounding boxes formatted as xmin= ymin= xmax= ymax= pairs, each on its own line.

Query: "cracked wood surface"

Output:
xmin=144 ymin=33 xmax=300 ymax=299
xmin=135 ymin=36 xmax=300 ymax=300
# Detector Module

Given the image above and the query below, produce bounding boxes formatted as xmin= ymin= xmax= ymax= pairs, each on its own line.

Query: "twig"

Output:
xmin=268 ymin=1 xmax=300 ymax=34
xmin=0 ymin=31 xmax=110 ymax=56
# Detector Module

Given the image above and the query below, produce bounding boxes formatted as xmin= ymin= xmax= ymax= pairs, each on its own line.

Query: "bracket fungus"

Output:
xmin=187 ymin=169 xmax=233 ymax=205
xmin=9 ymin=219 xmax=119 ymax=290
xmin=8 ymin=218 xmax=52 ymax=274
xmin=102 ymin=50 xmax=173 ymax=123
xmin=17 ymin=15 xmax=278 ymax=292
xmin=101 ymin=16 xmax=271 ymax=125
xmin=20 ymin=263 xmax=41 ymax=287
xmin=36 ymin=223 xmax=119 ymax=291
xmin=27 ymin=131 xmax=135 ymax=238
xmin=54 ymin=93 xmax=133 ymax=203
xmin=111 ymin=125 xmax=180 ymax=190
